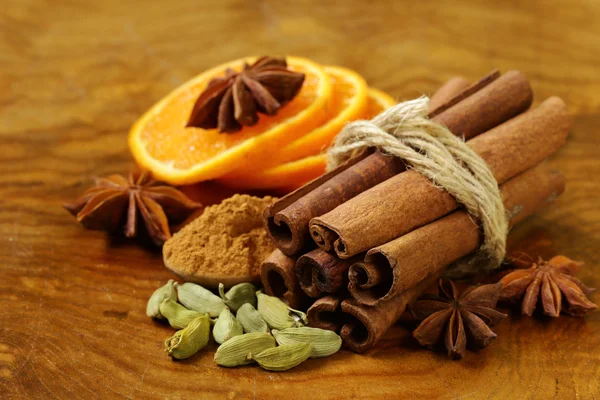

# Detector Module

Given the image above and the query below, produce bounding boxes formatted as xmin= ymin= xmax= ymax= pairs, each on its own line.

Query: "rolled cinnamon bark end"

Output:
xmin=260 ymin=249 xmax=309 ymax=309
xmin=295 ymin=261 xmax=323 ymax=298
xmin=359 ymin=164 xmax=566 ymax=306
xmin=364 ymin=212 xmax=481 ymax=304
xmin=296 ymin=249 xmax=360 ymax=297
xmin=347 ymin=259 xmax=393 ymax=306
xmin=307 ymin=296 xmax=346 ymax=332
xmin=309 ymin=224 xmax=338 ymax=252
xmin=340 ymin=276 xmax=438 ymax=353
xmin=266 ymin=212 xmax=308 ymax=257
xmin=264 ymin=150 xmax=403 ymax=256
xmin=428 ymin=76 xmax=471 ymax=113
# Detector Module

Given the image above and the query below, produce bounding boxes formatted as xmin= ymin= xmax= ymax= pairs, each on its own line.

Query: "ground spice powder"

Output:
xmin=163 ymin=194 xmax=277 ymax=287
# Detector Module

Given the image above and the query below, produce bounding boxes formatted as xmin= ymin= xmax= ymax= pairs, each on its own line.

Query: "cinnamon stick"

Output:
xmin=341 ymin=276 xmax=437 ymax=353
xmin=295 ymin=249 xmax=360 ymax=297
xmin=312 ymin=96 xmax=568 ymax=259
xmin=260 ymin=249 xmax=309 ymax=309
xmin=428 ymin=71 xmax=500 ymax=119
xmin=340 ymin=164 xmax=566 ymax=352
xmin=264 ymin=71 xmax=506 ymax=256
xmin=306 ymin=295 xmax=346 ymax=332
xmin=427 ymin=76 xmax=471 ymax=113
xmin=310 ymin=70 xmax=533 ymax=253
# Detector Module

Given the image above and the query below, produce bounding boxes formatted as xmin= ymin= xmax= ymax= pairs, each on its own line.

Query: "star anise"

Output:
xmin=410 ymin=280 xmax=506 ymax=359
xmin=64 ymin=170 xmax=201 ymax=246
xmin=499 ymin=255 xmax=597 ymax=317
xmin=186 ymin=56 xmax=305 ymax=133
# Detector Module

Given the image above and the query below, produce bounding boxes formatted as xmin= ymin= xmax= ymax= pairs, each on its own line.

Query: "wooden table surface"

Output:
xmin=1 ymin=0 xmax=599 ymax=398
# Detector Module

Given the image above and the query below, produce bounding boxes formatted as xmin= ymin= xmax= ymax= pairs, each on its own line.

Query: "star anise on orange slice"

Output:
xmin=186 ymin=56 xmax=306 ymax=133
xmin=64 ymin=170 xmax=202 ymax=246
xmin=499 ymin=255 xmax=597 ymax=317
xmin=410 ymin=279 xmax=506 ymax=360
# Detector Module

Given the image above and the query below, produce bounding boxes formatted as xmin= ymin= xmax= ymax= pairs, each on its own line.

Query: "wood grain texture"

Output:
xmin=1 ymin=0 xmax=599 ymax=398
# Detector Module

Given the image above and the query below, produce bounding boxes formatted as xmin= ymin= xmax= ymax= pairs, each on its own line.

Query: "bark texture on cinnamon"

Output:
xmin=427 ymin=76 xmax=470 ymax=113
xmin=260 ymin=249 xmax=309 ymax=309
xmin=296 ymin=249 xmax=361 ymax=297
xmin=340 ymin=165 xmax=566 ymax=352
xmin=348 ymin=164 xmax=566 ymax=307
xmin=312 ymin=95 xmax=567 ymax=260
xmin=306 ymin=295 xmax=346 ymax=332
xmin=310 ymin=70 xmax=534 ymax=256
xmin=427 ymin=70 xmax=499 ymax=119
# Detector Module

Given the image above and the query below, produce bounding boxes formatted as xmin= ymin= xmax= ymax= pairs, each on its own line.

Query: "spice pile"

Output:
xmin=146 ymin=279 xmax=341 ymax=370
xmin=163 ymin=194 xmax=277 ymax=287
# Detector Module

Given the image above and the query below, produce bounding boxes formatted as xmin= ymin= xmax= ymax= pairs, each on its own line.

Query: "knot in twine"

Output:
xmin=327 ymin=97 xmax=508 ymax=273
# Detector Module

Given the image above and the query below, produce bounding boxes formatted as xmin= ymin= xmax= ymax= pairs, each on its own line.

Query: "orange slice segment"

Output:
xmin=362 ymin=87 xmax=396 ymax=118
xmin=229 ymin=154 xmax=328 ymax=190
xmin=221 ymin=87 xmax=396 ymax=190
xmin=129 ymin=56 xmax=332 ymax=185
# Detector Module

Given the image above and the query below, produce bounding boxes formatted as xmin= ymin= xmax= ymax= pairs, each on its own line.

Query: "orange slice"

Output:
xmin=221 ymin=87 xmax=396 ymax=190
xmin=129 ymin=56 xmax=332 ymax=185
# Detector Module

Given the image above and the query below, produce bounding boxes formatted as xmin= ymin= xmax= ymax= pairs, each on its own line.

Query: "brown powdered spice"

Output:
xmin=163 ymin=194 xmax=277 ymax=287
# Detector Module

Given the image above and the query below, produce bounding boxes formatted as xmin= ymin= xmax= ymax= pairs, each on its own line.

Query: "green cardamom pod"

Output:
xmin=176 ymin=282 xmax=226 ymax=317
xmin=214 ymin=332 xmax=276 ymax=367
xmin=164 ymin=313 xmax=210 ymax=359
xmin=252 ymin=342 xmax=313 ymax=371
xmin=256 ymin=291 xmax=306 ymax=330
xmin=289 ymin=307 xmax=308 ymax=326
xmin=272 ymin=327 xmax=342 ymax=358
xmin=213 ymin=308 xmax=243 ymax=344
xmin=159 ymin=299 xmax=201 ymax=329
xmin=236 ymin=303 xmax=269 ymax=333
xmin=218 ymin=282 xmax=257 ymax=312
xmin=146 ymin=280 xmax=178 ymax=319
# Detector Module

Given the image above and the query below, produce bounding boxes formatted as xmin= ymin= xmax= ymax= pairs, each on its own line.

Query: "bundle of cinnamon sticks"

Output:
xmin=260 ymin=70 xmax=570 ymax=353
